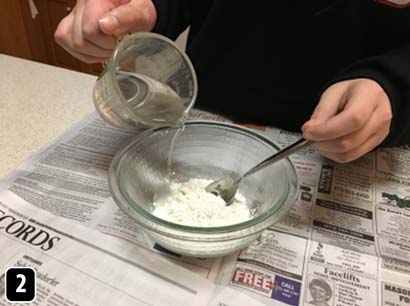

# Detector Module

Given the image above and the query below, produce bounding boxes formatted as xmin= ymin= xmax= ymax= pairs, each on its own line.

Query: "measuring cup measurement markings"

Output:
xmin=116 ymin=71 xmax=187 ymax=126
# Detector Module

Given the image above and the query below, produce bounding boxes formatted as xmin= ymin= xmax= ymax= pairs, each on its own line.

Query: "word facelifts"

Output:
xmin=0 ymin=209 xmax=61 ymax=251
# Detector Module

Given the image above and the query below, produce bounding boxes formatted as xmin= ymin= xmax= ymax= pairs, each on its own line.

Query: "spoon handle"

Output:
xmin=241 ymin=138 xmax=313 ymax=179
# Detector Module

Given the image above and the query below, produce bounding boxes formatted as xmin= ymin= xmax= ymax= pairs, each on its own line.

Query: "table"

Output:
xmin=0 ymin=54 xmax=96 ymax=178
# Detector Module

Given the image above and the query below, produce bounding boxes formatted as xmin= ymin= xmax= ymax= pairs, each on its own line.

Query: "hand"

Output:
xmin=54 ymin=0 xmax=157 ymax=63
xmin=301 ymin=79 xmax=392 ymax=163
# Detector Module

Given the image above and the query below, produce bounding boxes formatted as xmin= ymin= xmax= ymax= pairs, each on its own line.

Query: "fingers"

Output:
xmin=60 ymin=40 xmax=110 ymax=63
xmin=303 ymin=82 xmax=348 ymax=126
xmin=303 ymin=83 xmax=379 ymax=141
xmin=55 ymin=11 xmax=110 ymax=63
xmin=54 ymin=0 xmax=118 ymax=63
xmin=302 ymin=79 xmax=392 ymax=163
xmin=305 ymin=98 xmax=376 ymax=141
xmin=319 ymin=128 xmax=389 ymax=163
xmin=82 ymin=0 xmax=118 ymax=49
xmin=54 ymin=0 xmax=157 ymax=63
xmin=72 ymin=1 xmax=113 ymax=59
xmin=314 ymin=102 xmax=391 ymax=153
xmin=99 ymin=0 xmax=157 ymax=36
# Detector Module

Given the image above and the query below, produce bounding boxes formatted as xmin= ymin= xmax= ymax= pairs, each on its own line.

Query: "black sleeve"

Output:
xmin=326 ymin=45 xmax=410 ymax=148
xmin=151 ymin=0 xmax=192 ymax=40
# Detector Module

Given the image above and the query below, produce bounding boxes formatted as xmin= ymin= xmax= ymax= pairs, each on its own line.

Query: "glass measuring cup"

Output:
xmin=93 ymin=32 xmax=198 ymax=129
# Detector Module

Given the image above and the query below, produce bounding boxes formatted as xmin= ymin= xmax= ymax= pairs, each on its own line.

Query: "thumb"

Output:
xmin=301 ymin=83 xmax=347 ymax=136
xmin=99 ymin=0 xmax=157 ymax=36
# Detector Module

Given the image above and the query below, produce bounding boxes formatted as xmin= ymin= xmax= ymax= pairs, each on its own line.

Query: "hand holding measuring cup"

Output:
xmin=54 ymin=0 xmax=157 ymax=63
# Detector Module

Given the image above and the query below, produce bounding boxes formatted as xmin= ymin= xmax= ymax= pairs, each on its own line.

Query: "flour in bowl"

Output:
xmin=152 ymin=178 xmax=250 ymax=227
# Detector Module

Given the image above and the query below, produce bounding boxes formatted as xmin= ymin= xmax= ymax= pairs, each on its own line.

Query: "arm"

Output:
xmin=302 ymin=45 xmax=410 ymax=162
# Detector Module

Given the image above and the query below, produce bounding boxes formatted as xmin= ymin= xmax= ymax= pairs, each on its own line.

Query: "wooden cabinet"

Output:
xmin=0 ymin=0 xmax=102 ymax=75
xmin=0 ymin=0 xmax=38 ymax=61
xmin=38 ymin=0 xmax=79 ymax=70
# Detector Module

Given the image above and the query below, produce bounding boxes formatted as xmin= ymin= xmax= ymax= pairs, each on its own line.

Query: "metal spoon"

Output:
xmin=205 ymin=138 xmax=313 ymax=205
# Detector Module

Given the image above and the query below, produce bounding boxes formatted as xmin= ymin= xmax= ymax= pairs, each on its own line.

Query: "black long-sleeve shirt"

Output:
xmin=152 ymin=0 xmax=410 ymax=147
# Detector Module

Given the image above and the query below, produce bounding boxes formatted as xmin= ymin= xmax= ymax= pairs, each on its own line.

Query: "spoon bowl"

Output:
xmin=206 ymin=138 xmax=312 ymax=205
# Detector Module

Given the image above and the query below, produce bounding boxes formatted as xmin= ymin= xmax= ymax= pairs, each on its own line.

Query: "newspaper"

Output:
xmin=1 ymin=109 xmax=410 ymax=305
xmin=0 ymin=189 xmax=264 ymax=306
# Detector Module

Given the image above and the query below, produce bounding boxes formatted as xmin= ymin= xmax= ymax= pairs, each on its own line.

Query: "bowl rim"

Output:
xmin=108 ymin=120 xmax=298 ymax=241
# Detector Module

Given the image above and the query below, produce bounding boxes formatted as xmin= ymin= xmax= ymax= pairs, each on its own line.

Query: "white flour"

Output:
xmin=153 ymin=178 xmax=250 ymax=227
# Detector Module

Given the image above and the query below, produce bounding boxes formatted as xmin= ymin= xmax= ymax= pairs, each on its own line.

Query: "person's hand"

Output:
xmin=54 ymin=0 xmax=157 ymax=63
xmin=301 ymin=79 xmax=392 ymax=163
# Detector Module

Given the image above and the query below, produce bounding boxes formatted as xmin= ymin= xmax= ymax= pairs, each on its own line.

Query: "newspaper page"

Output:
xmin=216 ymin=228 xmax=309 ymax=306
xmin=2 ymin=109 xmax=410 ymax=305
xmin=379 ymin=261 xmax=410 ymax=306
xmin=302 ymin=240 xmax=379 ymax=306
xmin=0 ymin=113 xmax=220 ymax=280
xmin=0 ymin=189 xmax=264 ymax=306
xmin=197 ymin=111 xmax=410 ymax=306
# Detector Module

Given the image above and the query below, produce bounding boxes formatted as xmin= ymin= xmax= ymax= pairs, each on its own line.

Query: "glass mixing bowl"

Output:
xmin=109 ymin=121 xmax=298 ymax=257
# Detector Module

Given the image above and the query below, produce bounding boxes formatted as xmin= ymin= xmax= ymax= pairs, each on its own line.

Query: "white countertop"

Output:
xmin=0 ymin=54 xmax=96 ymax=178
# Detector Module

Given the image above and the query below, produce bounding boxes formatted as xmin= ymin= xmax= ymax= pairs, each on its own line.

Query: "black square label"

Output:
xmin=5 ymin=267 xmax=36 ymax=303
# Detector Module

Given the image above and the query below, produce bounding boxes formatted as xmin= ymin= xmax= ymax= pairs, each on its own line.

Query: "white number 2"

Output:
xmin=15 ymin=274 xmax=26 ymax=293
